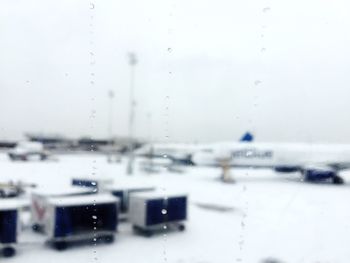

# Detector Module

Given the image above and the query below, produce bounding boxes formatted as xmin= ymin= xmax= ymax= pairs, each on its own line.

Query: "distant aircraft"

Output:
xmin=192 ymin=134 xmax=349 ymax=185
xmin=8 ymin=141 xmax=49 ymax=161
xmin=135 ymin=132 xmax=254 ymax=166
xmin=135 ymin=143 xmax=196 ymax=166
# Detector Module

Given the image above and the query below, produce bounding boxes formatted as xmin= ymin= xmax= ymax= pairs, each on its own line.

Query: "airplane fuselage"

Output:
xmin=193 ymin=142 xmax=350 ymax=168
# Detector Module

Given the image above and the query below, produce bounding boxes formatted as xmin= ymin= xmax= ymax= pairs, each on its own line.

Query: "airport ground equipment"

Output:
xmin=302 ymin=165 xmax=344 ymax=184
xmin=129 ymin=192 xmax=187 ymax=236
xmin=0 ymin=200 xmax=22 ymax=257
xmin=72 ymin=177 xmax=155 ymax=218
xmin=31 ymin=186 xmax=95 ymax=232
xmin=0 ymin=181 xmax=37 ymax=198
xmin=43 ymin=194 xmax=119 ymax=250
xmin=72 ymin=177 xmax=114 ymax=192
xmin=105 ymin=182 xmax=155 ymax=219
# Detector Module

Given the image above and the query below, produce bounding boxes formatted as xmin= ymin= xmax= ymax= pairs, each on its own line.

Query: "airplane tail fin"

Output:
xmin=240 ymin=132 xmax=254 ymax=142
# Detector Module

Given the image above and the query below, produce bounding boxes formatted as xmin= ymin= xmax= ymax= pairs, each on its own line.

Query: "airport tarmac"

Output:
xmin=2 ymin=153 xmax=350 ymax=263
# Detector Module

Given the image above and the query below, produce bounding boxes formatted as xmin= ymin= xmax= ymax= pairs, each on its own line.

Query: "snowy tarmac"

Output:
xmin=1 ymin=153 xmax=350 ymax=263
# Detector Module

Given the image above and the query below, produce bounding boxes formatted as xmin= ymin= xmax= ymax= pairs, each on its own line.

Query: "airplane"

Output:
xmin=191 ymin=134 xmax=349 ymax=185
xmin=8 ymin=141 xmax=49 ymax=161
xmin=135 ymin=132 xmax=254 ymax=167
xmin=135 ymin=143 xmax=196 ymax=166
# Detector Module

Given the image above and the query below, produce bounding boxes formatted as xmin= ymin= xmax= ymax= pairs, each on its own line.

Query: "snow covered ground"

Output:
xmin=2 ymin=153 xmax=350 ymax=263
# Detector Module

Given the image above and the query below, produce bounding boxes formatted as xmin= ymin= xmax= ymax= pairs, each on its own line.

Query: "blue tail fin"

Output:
xmin=240 ymin=132 xmax=254 ymax=142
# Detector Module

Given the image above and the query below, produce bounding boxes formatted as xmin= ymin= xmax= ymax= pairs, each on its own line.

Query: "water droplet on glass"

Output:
xmin=92 ymin=215 xmax=97 ymax=219
xmin=254 ymin=80 xmax=262 ymax=86
xmin=262 ymin=7 xmax=271 ymax=13
xmin=90 ymin=3 xmax=95 ymax=9
xmin=161 ymin=209 xmax=167 ymax=215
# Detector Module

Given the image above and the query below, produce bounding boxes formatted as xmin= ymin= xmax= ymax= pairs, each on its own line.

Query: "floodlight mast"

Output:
xmin=126 ymin=53 xmax=137 ymax=175
xmin=107 ymin=90 xmax=114 ymax=163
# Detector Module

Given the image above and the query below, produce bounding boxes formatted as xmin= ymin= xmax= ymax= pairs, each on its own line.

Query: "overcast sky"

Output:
xmin=1 ymin=0 xmax=350 ymax=143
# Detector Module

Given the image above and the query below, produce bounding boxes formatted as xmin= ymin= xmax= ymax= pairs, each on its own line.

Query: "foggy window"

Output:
xmin=1 ymin=0 xmax=350 ymax=262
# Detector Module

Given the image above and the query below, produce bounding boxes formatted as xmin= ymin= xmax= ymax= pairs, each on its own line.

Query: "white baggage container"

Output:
xmin=105 ymin=181 xmax=155 ymax=216
xmin=72 ymin=177 xmax=155 ymax=218
xmin=129 ymin=191 xmax=187 ymax=236
xmin=44 ymin=194 xmax=119 ymax=250
xmin=31 ymin=186 xmax=95 ymax=232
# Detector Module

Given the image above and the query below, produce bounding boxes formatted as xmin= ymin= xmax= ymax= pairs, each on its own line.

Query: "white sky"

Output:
xmin=1 ymin=0 xmax=350 ymax=143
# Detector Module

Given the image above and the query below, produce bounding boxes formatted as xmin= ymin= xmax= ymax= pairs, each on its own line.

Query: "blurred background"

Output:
xmin=1 ymin=0 xmax=350 ymax=144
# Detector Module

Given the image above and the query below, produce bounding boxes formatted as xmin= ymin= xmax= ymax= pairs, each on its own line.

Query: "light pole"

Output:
xmin=126 ymin=52 xmax=137 ymax=175
xmin=107 ymin=90 xmax=114 ymax=163
xmin=147 ymin=112 xmax=154 ymax=172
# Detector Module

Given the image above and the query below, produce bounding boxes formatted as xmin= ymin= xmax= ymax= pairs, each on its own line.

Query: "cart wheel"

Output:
xmin=133 ymin=225 xmax=153 ymax=237
xmin=333 ymin=175 xmax=344 ymax=185
xmin=178 ymin=224 xmax=185 ymax=231
xmin=132 ymin=225 xmax=139 ymax=234
xmin=103 ymin=235 xmax=115 ymax=244
xmin=54 ymin=241 xmax=68 ymax=251
xmin=2 ymin=247 xmax=16 ymax=257
xmin=144 ymin=230 xmax=153 ymax=237
xmin=32 ymin=224 xmax=41 ymax=232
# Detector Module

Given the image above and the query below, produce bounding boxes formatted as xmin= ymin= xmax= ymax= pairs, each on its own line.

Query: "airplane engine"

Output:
xmin=302 ymin=166 xmax=344 ymax=185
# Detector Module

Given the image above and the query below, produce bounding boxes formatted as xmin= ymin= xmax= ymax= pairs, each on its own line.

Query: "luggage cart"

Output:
xmin=129 ymin=192 xmax=187 ymax=236
xmin=44 ymin=194 xmax=119 ymax=250
xmin=72 ymin=177 xmax=114 ymax=192
xmin=31 ymin=186 xmax=95 ymax=233
xmin=0 ymin=199 xmax=23 ymax=257
xmin=73 ymin=177 xmax=155 ymax=219
xmin=105 ymin=182 xmax=155 ymax=219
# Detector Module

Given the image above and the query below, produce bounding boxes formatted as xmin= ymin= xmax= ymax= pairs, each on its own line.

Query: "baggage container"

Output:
xmin=0 ymin=200 xmax=22 ymax=257
xmin=72 ymin=177 xmax=114 ymax=192
xmin=129 ymin=192 xmax=187 ymax=236
xmin=31 ymin=186 xmax=95 ymax=232
xmin=105 ymin=182 xmax=155 ymax=215
xmin=73 ymin=178 xmax=155 ymax=217
xmin=44 ymin=194 xmax=119 ymax=250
